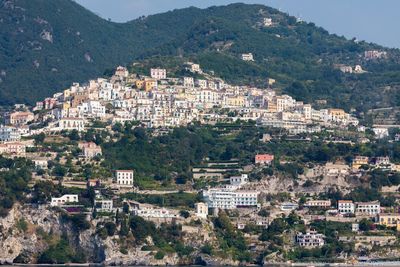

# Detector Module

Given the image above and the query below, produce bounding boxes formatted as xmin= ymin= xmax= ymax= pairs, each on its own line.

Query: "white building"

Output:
xmin=375 ymin=156 xmax=390 ymax=166
xmin=183 ymin=77 xmax=195 ymax=87
xmin=78 ymin=142 xmax=102 ymax=159
xmin=151 ymin=68 xmax=167 ymax=80
xmin=115 ymin=170 xmax=134 ymax=186
xmin=229 ymin=174 xmax=249 ymax=187
xmin=296 ymin=231 xmax=325 ymax=247
xmin=364 ymin=50 xmax=387 ymax=60
xmin=57 ymin=118 xmax=85 ymax=131
xmin=185 ymin=62 xmax=202 ymax=73
xmin=203 ymin=188 xmax=259 ymax=209
xmin=33 ymin=158 xmax=48 ymax=170
xmin=0 ymin=126 xmax=21 ymax=142
xmin=338 ymin=200 xmax=355 ymax=214
xmin=195 ymin=202 xmax=208 ymax=219
xmin=51 ymin=194 xmax=79 ymax=207
xmin=115 ymin=66 xmax=129 ymax=78
xmin=280 ymin=202 xmax=299 ymax=211
xmin=94 ymin=199 xmax=113 ymax=212
xmin=304 ymin=200 xmax=331 ymax=208
xmin=355 ymin=201 xmax=380 ymax=216
xmin=132 ymin=205 xmax=178 ymax=218
xmin=373 ymin=127 xmax=389 ymax=139
xmin=241 ymin=53 xmax=254 ymax=61
xmin=263 ymin=18 xmax=273 ymax=27
xmin=77 ymin=101 xmax=106 ymax=118
xmin=196 ymin=89 xmax=220 ymax=106
xmin=196 ymin=79 xmax=208 ymax=89
xmin=354 ymin=65 xmax=364 ymax=73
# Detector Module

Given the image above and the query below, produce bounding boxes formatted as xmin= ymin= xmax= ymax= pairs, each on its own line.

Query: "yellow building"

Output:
xmin=144 ymin=79 xmax=157 ymax=92
xmin=268 ymin=78 xmax=276 ymax=86
xmin=63 ymin=102 xmax=71 ymax=111
xmin=378 ymin=214 xmax=400 ymax=230
xmin=63 ymin=89 xmax=71 ymax=99
xmin=328 ymin=108 xmax=346 ymax=120
xmin=267 ymin=101 xmax=277 ymax=113
xmin=226 ymin=96 xmax=245 ymax=107
xmin=352 ymin=156 xmax=369 ymax=170
xmin=135 ymin=80 xmax=145 ymax=90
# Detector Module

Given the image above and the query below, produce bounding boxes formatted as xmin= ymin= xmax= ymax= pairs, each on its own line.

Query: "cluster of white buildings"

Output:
xmin=364 ymin=50 xmax=387 ymax=60
xmin=338 ymin=200 xmax=381 ymax=216
xmin=19 ymin=63 xmax=358 ymax=134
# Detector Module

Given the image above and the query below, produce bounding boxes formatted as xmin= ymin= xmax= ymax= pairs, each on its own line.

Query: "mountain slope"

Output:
xmin=1 ymin=0 xmax=400 ymax=117
xmin=0 ymin=0 xmax=202 ymax=105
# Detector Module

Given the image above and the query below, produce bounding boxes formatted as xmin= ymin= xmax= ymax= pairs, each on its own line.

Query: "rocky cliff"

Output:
xmin=0 ymin=204 xmax=236 ymax=266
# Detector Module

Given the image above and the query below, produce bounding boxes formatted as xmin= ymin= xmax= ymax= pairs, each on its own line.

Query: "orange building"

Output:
xmin=255 ymin=154 xmax=274 ymax=165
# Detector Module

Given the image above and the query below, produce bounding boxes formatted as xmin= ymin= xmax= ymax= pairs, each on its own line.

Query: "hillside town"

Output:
xmin=2 ymin=62 xmax=360 ymax=141
xmin=2 ymin=61 xmax=400 ymax=265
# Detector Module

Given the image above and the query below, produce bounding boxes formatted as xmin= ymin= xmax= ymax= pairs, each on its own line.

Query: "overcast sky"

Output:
xmin=74 ymin=0 xmax=400 ymax=48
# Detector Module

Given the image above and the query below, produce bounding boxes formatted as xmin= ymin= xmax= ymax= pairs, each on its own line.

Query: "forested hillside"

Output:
xmin=1 ymin=0 xmax=400 ymax=115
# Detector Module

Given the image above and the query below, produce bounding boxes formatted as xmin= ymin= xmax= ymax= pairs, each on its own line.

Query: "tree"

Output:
xmin=104 ymin=222 xmax=117 ymax=236
xmin=68 ymin=130 xmax=80 ymax=141
xmin=258 ymin=209 xmax=270 ymax=217
xmin=120 ymin=217 xmax=129 ymax=236
xmin=359 ymin=218 xmax=373 ymax=232
xmin=179 ymin=210 xmax=190 ymax=218
xmin=129 ymin=216 xmax=156 ymax=243
xmin=52 ymin=164 xmax=67 ymax=177
xmin=34 ymin=133 xmax=46 ymax=144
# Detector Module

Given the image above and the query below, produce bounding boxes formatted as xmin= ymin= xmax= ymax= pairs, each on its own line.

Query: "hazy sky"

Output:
xmin=74 ymin=0 xmax=400 ymax=48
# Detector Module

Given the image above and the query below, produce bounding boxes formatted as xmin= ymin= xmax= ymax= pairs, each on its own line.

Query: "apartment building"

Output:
xmin=296 ymin=231 xmax=325 ymax=248
xmin=0 ymin=142 xmax=26 ymax=155
xmin=0 ymin=126 xmax=21 ymax=142
xmin=241 ymin=53 xmax=254 ymax=61
xmin=7 ymin=111 xmax=34 ymax=125
xmin=115 ymin=170 xmax=134 ymax=186
xmin=378 ymin=213 xmax=400 ymax=228
xmin=183 ymin=77 xmax=195 ymax=87
xmin=150 ymin=68 xmax=167 ymax=80
xmin=338 ymin=200 xmax=355 ymax=214
xmin=94 ymin=199 xmax=113 ymax=212
xmin=57 ymin=117 xmax=85 ymax=131
xmin=78 ymin=142 xmax=102 ymax=159
xmin=51 ymin=194 xmax=79 ymax=207
xmin=203 ymin=188 xmax=259 ymax=209
xmin=355 ymin=201 xmax=380 ymax=216
xmin=304 ymin=200 xmax=331 ymax=208
xmin=195 ymin=202 xmax=208 ymax=219
xmin=77 ymin=100 xmax=106 ymax=118
xmin=255 ymin=154 xmax=274 ymax=165
xmin=230 ymin=174 xmax=249 ymax=187
xmin=352 ymin=156 xmax=369 ymax=170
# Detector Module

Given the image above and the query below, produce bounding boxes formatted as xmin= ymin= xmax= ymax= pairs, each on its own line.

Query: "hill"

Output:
xmin=0 ymin=0 xmax=203 ymax=105
xmin=1 ymin=0 xmax=400 ymax=117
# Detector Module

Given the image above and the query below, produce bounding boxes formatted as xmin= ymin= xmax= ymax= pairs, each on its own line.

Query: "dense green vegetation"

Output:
xmin=101 ymin=123 xmax=400 ymax=188
xmin=2 ymin=0 xmax=400 ymax=117
xmin=38 ymin=236 xmax=86 ymax=264
xmin=213 ymin=212 xmax=251 ymax=261
xmin=0 ymin=157 xmax=33 ymax=216
xmin=0 ymin=0 xmax=203 ymax=105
